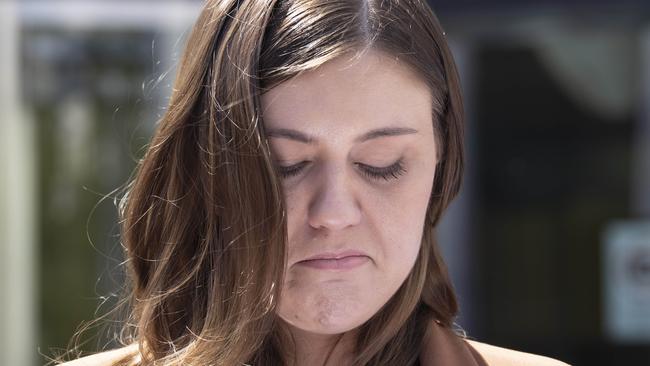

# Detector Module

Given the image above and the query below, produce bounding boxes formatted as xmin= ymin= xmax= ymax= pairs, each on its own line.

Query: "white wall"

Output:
xmin=1 ymin=1 xmax=37 ymax=365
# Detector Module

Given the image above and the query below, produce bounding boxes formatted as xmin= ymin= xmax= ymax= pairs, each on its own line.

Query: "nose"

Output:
xmin=307 ymin=163 xmax=362 ymax=232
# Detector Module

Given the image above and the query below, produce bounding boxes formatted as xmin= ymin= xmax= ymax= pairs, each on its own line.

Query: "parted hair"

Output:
xmin=68 ymin=0 xmax=465 ymax=365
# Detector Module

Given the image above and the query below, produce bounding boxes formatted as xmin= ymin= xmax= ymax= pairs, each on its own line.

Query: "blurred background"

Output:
xmin=1 ymin=0 xmax=649 ymax=365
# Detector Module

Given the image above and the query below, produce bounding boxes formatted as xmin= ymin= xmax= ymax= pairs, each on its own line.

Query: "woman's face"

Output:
xmin=261 ymin=49 xmax=437 ymax=335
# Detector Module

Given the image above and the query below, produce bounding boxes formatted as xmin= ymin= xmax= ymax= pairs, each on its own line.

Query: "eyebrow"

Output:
xmin=265 ymin=126 xmax=419 ymax=144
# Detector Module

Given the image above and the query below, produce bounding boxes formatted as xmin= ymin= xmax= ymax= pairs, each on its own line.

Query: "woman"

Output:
xmin=59 ymin=0 xmax=569 ymax=365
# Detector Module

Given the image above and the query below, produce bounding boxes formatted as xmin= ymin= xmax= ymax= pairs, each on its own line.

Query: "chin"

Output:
xmin=278 ymin=271 xmax=392 ymax=336
xmin=285 ymin=314 xmax=366 ymax=335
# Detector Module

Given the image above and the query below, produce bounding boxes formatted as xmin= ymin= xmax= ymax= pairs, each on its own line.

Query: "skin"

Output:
xmin=261 ymin=48 xmax=438 ymax=365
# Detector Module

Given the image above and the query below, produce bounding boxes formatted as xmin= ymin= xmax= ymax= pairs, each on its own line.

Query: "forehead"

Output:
xmin=260 ymin=49 xmax=433 ymax=143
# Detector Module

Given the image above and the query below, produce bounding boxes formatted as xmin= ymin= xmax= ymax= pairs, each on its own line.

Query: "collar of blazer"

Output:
xmin=420 ymin=320 xmax=488 ymax=366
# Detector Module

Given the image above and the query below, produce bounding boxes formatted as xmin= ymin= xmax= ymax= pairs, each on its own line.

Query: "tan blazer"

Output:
xmin=421 ymin=321 xmax=571 ymax=366
xmin=58 ymin=321 xmax=571 ymax=366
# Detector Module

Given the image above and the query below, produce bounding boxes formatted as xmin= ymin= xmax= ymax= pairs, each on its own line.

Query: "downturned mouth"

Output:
xmin=301 ymin=250 xmax=369 ymax=262
xmin=297 ymin=252 xmax=370 ymax=270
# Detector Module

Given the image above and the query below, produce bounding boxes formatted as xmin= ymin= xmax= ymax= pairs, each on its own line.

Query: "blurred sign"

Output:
xmin=603 ymin=220 xmax=650 ymax=342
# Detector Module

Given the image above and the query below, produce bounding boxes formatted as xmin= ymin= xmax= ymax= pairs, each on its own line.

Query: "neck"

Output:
xmin=285 ymin=325 xmax=358 ymax=366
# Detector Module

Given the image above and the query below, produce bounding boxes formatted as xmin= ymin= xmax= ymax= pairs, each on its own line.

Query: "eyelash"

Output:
xmin=277 ymin=159 xmax=407 ymax=181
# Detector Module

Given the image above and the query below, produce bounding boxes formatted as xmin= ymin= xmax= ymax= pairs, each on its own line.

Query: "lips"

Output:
xmin=301 ymin=250 xmax=369 ymax=261
xmin=296 ymin=250 xmax=370 ymax=270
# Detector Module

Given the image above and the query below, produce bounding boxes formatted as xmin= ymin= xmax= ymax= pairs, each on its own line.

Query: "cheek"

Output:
xmin=372 ymin=193 xmax=428 ymax=279
xmin=282 ymin=188 xmax=302 ymax=244
xmin=372 ymin=164 xmax=435 ymax=255
xmin=377 ymin=171 xmax=435 ymax=287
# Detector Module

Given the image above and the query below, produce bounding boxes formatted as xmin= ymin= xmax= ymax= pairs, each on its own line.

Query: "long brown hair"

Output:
xmin=89 ymin=0 xmax=464 ymax=364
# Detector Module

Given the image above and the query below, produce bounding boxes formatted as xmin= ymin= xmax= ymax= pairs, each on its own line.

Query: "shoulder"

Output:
xmin=56 ymin=343 xmax=140 ymax=366
xmin=465 ymin=339 xmax=571 ymax=366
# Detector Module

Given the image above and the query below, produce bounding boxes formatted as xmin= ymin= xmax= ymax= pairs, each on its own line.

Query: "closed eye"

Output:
xmin=276 ymin=159 xmax=407 ymax=181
